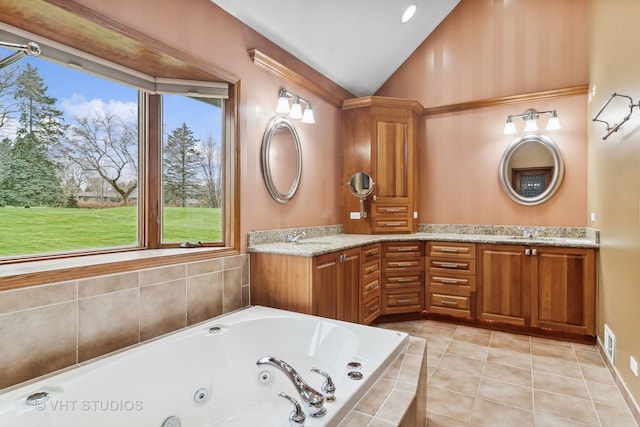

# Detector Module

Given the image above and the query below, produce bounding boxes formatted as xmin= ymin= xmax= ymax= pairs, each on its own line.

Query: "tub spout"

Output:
xmin=257 ymin=356 xmax=326 ymax=417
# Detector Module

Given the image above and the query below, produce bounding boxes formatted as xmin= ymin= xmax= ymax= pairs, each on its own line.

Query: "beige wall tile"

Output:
xmin=0 ymin=281 xmax=76 ymax=315
xmin=140 ymin=264 xmax=185 ymax=286
xmin=223 ymin=268 xmax=242 ymax=312
xmin=140 ymin=279 xmax=186 ymax=341
xmin=0 ymin=302 xmax=77 ymax=388
xmin=78 ymin=272 xmax=139 ymax=298
xmin=186 ymin=258 xmax=223 ymax=277
xmin=186 ymin=271 xmax=223 ymax=325
xmin=78 ymin=289 xmax=139 ymax=362
xmin=222 ymin=254 xmax=246 ymax=270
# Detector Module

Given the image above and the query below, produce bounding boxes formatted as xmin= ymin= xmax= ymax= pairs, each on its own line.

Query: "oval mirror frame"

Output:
xmin=499 ymin=134 xmax=564 ymax=206
xmin=261 ymin=116 xmax=302 ymax=204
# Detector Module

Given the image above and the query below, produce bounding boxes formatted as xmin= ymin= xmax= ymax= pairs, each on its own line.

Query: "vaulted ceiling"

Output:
xmin=210 ymin=0 xmax=460 ymax=96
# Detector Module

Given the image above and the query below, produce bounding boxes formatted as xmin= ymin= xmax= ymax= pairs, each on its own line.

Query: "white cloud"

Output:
xmin=0 ymin=117 xmax=18 ymax=140
xmin=60 ymin=94 xmax=137 ymax=122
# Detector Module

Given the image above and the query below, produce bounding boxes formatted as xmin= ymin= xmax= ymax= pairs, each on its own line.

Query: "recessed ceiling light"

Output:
xmin=401 ymin=4 xmax=417 ymax=24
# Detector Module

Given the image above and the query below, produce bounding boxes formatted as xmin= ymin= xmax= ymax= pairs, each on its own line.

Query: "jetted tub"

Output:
xmin=0 ymin=305 xmax=410 ymax=426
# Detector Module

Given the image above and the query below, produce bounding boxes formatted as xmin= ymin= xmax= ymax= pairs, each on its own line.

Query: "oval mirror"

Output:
xmin=349 ymin=172 xmax=375 ymax=198
xmin=261 ymin=116 xmax=302 ymax=204
xmin=499 ymin=134 xmax=564 ymax=206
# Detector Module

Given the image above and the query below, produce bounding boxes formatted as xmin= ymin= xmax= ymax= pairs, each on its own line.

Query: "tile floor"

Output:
xmin=377 ymin=319 xmax=638 ymax=427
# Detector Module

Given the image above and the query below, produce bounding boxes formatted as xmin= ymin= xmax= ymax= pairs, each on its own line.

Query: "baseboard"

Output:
xmin=597 ymin=336 xmax=640 ymax=426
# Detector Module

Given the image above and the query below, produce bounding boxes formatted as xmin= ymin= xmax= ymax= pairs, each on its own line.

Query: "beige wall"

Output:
xmin=589 ymin=0 xmax=640 ymax=407
xmin=379 ymin=0 xmax=589 ymax=226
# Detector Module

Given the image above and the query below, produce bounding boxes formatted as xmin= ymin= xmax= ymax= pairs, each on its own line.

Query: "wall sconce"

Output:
xmin=276 ymin=89 xmax=315 ymax=124
xmin=503 ymin=109 xmax=560 ymax=134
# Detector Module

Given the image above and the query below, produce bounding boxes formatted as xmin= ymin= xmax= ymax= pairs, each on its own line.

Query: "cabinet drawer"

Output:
xmin=362 ymin=259 xmax=380 ymax=277
xmin=383 ymin=273 xmax=423 ymax=288
xmin=361 ymin=295 xmax=381 ymax=324
xmin=362 ymin=243 xmax=381 ymax=263
xmin=427 ymin=258 xmax=476 ymax=274
xmin=383 ymin=258 xmax=424 ymax=272
xmin=428 ymin=242 xmax=476 ymax=259
xmin=382 ymin=289 xmax=423 ymax=314
xmin=373 ymin=218 xmax=410 ymax=232
xmin=373 ymin=204 xmax=409 ymax=216
xmin=430 ymin=293 xmax=470 ymax=310
xmin=428 ymin=274 xmax=476 ymax=290
xmin=362 ymin=276 xmax=381 ymax=299
xmin=382 ymin=242 xmax=424 ymax=257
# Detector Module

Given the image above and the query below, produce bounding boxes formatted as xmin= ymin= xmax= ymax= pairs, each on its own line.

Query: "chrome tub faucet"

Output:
xmin=257 ymin=356 xmax=326 ymax=417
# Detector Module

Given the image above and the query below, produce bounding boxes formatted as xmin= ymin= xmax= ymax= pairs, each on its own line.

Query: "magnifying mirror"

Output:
xmin=348 ymin=172 xmax=375 ymax=218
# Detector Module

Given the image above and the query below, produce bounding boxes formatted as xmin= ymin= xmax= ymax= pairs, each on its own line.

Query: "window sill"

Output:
xmin=0 ymin=247 xmax=239 ymax=291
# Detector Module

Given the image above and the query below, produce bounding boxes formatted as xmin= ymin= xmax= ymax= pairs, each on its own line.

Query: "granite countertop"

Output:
xmin=247 ymin=230 xmax=599 ymax=257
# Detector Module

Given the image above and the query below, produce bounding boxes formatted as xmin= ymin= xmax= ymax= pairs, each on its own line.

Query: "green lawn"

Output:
xmin=0 ymin=206 xmax=221 ymax=257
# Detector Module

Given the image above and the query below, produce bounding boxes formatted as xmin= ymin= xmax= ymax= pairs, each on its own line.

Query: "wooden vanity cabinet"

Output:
xmin=250 ymin=247 xmax=361 ymax=323
xmin=360 ymin=243 xmax=382 ymax=324
xmin=477 ymin=244 xmax=596 ymax=335
xmin=341 ymin=97 xmax=423 ymax=234
xmin=380 ymin=241 xmax=424 ymax=314
xmin=426 ymin=242 xmax=476 ymax=319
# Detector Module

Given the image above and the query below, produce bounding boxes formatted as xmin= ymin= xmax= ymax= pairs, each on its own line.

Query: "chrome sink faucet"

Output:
xmin=257 ymin=356 xmax=326 ymax=417
xmin=286 ymin=231 xmax=307 ymax=243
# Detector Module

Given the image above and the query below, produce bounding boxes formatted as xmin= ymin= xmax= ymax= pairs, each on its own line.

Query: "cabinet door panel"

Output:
xmin=477 ymin=245 xmax=530 ymax=326
xmin=312 ymin=253 xmax=339 ymax=319
xmin=339 ymin=248 xmax=361 ymax=323
xmin=531 ymin=247 xmax=595 ymax=335
xmin=375 ymin=120 xmax=408 ymax=197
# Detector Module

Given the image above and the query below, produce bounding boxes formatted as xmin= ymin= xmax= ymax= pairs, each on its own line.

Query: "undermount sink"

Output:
xmin=504 ymin=235 xmax=554 ymax=240
xmin=289 ymin=241 xmax=334 ymax=246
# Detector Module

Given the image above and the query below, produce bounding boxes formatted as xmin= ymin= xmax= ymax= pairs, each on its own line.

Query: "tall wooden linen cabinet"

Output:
xmin=342 ymin=97 xmax=423 ymax=234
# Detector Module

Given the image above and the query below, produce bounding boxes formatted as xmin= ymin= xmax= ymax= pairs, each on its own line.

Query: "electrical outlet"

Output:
xmin=631 ymin=356 xmax=639 ymax=377
xmin=350 ymin=212 xmax=361 ymax=220
xmin=591 ymin=212 xmax=596 ymax=222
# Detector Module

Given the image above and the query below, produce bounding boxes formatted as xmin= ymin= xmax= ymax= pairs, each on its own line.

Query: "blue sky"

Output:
xmin=0 ymin=47 xmax=222 ymax=144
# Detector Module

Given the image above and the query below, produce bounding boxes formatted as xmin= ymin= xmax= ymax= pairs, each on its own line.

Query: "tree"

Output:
xmin=199 ymin=132 xmax=222 ymax=208
xmin=0 ymin=64 xmax=65 ymax=207
xmin=163 ymin=123 xmax=201 ymax=207
xmin=64 ymin=111 xmax=138 ymax=206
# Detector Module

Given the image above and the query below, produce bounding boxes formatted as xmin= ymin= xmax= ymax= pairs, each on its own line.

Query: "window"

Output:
xmin=0 ymin=30 xmax=236 ymax=261
xmin=161 ymin=95 xmax=224 ymax=244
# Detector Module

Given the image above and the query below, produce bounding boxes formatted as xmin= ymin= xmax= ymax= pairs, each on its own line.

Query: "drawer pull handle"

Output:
xmin=440 ymin=247 xmax=460 ymax=253
xmin=385 ymin=208 xmax=402 ymax=212
xmin=366 ymin=250 xmax=379 ymax=256
xmin=394 ymin=262 xmax=413 ymax=267
xmin=396 ymin=299 xmax=412 ymax=304
xmin=441 ymin=300 xmax=459 ymax=306
xmin=435 ymin=262 xmax=465 ymax=269
xmin=385 ymin=222 xmax=404 ymax=226
xmin=366 ymin=266 xmax=379 ymax=273
xmin=368 ymin=305 xmax=380 ymax=312
xmin=396 ymin=247 xmax=415 ymax=252
xmin=395 ymin=277 xmax=413 ymax=282
xmin=439 ymin=278 xmax=462 ymax=284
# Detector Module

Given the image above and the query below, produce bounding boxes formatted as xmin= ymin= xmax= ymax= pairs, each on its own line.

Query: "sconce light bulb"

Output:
xmin=301 ymin=106 xmax=315 ymax=124
xmin=276 ymin=96 xmax=290 ymax=114
xmin=546 ymin=114 xmax=561 ymax=130
xmin=524 ymin=117 xmax=538 ymax=133
xmin=289 ymin=99 xmax=303 ymax=120
xmin=503 ymin=118 xmax=517 ymax=134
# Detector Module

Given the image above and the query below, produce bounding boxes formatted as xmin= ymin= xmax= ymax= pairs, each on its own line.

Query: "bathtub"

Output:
xmin=0 ymin=305 xmax=410 ymax=427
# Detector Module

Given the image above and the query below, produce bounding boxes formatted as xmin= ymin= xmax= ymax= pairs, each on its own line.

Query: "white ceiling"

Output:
xmin=210 ymin=0 xmax=460 ymax=97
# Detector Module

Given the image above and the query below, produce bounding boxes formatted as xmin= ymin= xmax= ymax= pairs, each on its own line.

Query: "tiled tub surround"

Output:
xmin=247 ymin=224 xmax=599 ymax=255
xmin=0 ymin=254 xmax=249 ymax=390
